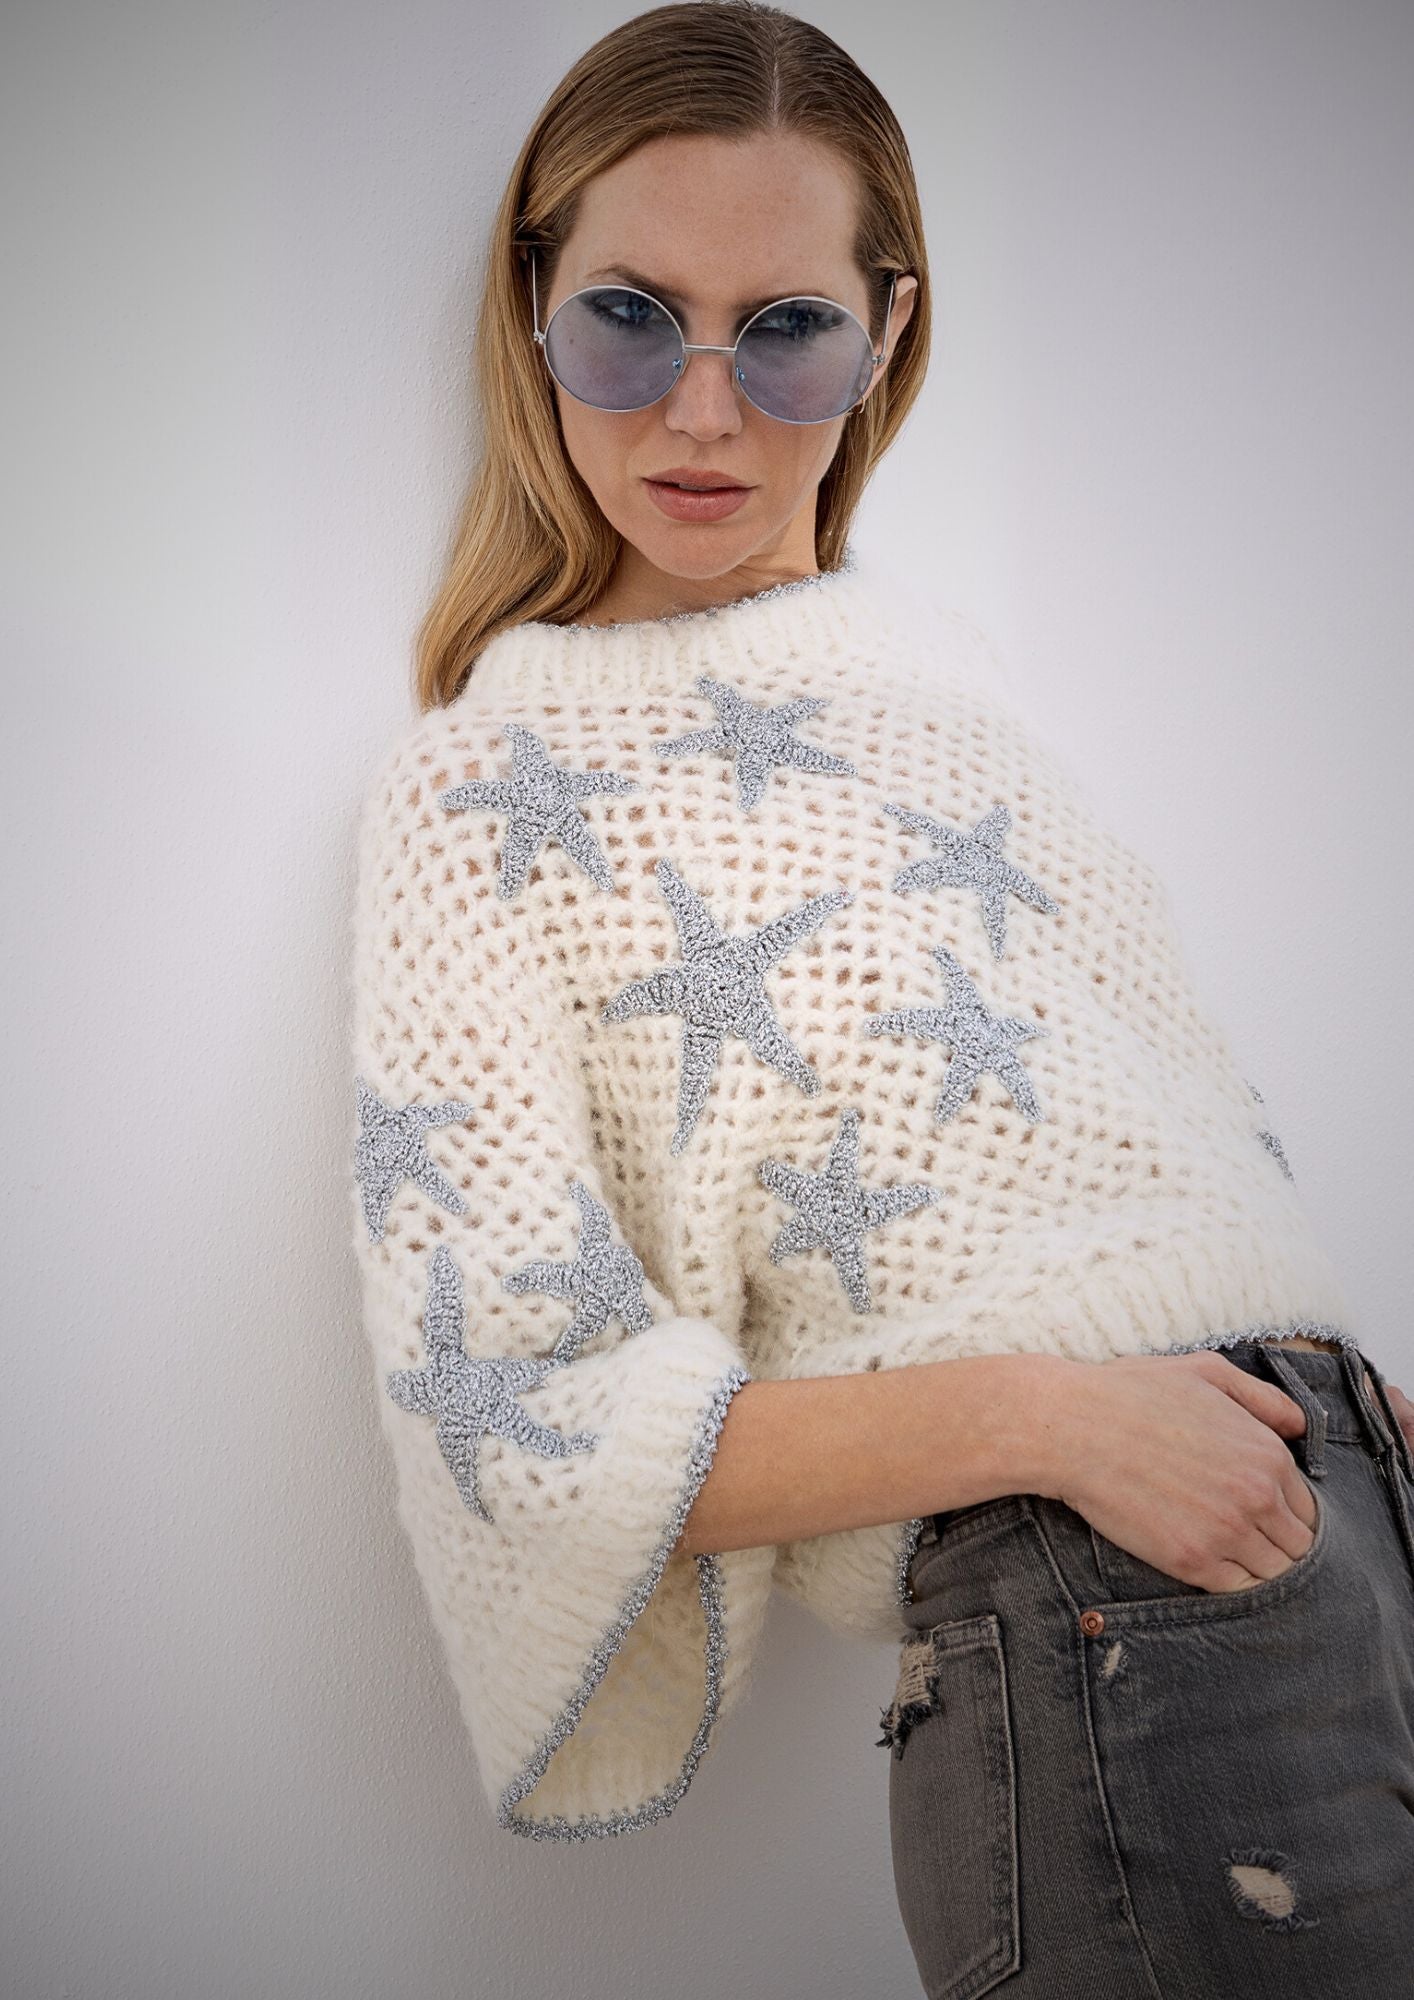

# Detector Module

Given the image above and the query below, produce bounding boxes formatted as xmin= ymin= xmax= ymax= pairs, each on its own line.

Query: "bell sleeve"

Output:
xmin=346 ymin=723 xmax=775 ymax=1841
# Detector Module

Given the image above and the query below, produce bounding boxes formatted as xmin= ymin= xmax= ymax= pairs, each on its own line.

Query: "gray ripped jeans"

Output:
xmin=883 ymin=1337 xmax=1414 ymax=1998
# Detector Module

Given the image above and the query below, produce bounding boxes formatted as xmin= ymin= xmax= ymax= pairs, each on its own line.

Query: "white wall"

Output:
xmin=4 ymin=4 xmax=1409 ymax=1996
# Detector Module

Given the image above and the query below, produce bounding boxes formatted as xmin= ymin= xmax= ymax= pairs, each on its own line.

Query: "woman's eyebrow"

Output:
xmin=582 ymin=265 xmax=817 ymax=314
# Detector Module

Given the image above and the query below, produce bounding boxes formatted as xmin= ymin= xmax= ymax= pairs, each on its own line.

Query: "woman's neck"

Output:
xmin=575 ymin=541 xmax=824 ymax=630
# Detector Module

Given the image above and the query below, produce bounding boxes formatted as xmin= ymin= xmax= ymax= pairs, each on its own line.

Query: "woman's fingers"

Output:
xmin=1382 ymin=1379 xmax=1414 ymax=1454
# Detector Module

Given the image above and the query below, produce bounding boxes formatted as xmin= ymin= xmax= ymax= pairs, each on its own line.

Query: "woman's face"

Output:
xmin=537 ymin=130 xmax=917 ymax=596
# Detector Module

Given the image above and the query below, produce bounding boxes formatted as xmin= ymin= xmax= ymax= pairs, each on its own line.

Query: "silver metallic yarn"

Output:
xmin=897 ymin=1516 xmax=928 ymax=1608
xmin=758 ymin=1105 xmax=939 ymax=1314
xmin=383 ymin=1242 xmax=599 ymax=1527
xmin=883 ymin=798 xmax=1060 ymax=959
xmin=438 ymin=719 xmax=639 ymax=899
xmin=661 ymin=672 xmax=858 ymax=813
xmin=865 ymin=939 xmax=1049 ymax=1125
xmin=353 ymin=1076 xmax=474 ymax=1243
xmin=496 ymin=1367 xmax=752 ymax=1841
xmin=1137 ymin=1320 xmax=1358 ymax=1360
xmin=502 ymin=1176 xmax=657 ymax=1366
xmin=1245 ymin=1080 xmax=1297 ymax=1184
xmin=601 ymin=855 xmax=854 ymax=1155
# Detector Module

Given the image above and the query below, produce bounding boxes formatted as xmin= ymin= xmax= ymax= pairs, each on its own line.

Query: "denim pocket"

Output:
xmin=887 ymin=1613 xmax=1023 ymax=1998
xmin=1084 ymin=1469 xmax=1329 ymax=1624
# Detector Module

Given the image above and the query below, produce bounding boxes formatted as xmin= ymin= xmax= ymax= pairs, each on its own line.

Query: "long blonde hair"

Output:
xmin=415 ymin=0 xmax=931 ymax=712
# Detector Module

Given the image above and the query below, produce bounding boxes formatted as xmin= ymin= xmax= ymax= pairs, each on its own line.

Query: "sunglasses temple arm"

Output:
xmin=876 ymin=271 xmax=897 ymax=365
xmin=849 ymin=272 xmax=899 ymax=414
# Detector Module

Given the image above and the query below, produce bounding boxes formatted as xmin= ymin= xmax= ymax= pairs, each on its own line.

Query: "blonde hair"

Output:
xmin=414 ymin=0 xmax=931 ymax=712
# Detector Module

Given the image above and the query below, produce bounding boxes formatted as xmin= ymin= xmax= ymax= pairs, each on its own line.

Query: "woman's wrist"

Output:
xmin=983 ymin=1350 xmax=1087 ymax=1503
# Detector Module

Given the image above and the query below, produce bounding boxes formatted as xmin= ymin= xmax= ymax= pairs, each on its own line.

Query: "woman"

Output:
xmin=348 ymin=3 xmax=1414 ymax=1990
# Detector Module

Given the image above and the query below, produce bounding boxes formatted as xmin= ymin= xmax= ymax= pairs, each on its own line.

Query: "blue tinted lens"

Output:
xmin=543 ymin=288 xmax=875 ymax=422
xmin=543 ymin=287 xmax=682 ymax=412
xmin=736 ymin=300 xmax=875 ymax=423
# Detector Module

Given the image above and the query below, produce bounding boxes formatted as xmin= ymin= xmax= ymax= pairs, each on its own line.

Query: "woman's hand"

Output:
xmin=1384 ymin=1379 xmax=1414 ymax=1455
xmin=1029 ymin=1350 xmax=1321 ymax=1593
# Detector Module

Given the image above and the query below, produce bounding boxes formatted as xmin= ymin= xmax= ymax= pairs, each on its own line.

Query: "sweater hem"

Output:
xmin=896 ymin=1517 xmax=928 ymax=1608
xmin=1133 ymin=1317 xmax=1360 ymax=1360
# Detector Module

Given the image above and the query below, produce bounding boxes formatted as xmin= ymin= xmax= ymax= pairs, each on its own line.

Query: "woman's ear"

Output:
xmin=883 ymin=272 xmax=919 ymax=356
xmin=854 ymin=273 xmax=918 ymax=410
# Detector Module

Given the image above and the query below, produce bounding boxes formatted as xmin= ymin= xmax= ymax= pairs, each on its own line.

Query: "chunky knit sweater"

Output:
xmin=347 ymin=544 xmax=1356 ymax=1842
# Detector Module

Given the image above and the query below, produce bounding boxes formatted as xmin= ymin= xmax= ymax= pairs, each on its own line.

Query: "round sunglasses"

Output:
xmin=527 ymin=249 xmax=900 ymax=426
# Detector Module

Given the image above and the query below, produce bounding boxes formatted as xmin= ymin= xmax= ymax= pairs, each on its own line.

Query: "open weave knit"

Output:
xmin=347 ymin=543 xmax=1356 ymax=1841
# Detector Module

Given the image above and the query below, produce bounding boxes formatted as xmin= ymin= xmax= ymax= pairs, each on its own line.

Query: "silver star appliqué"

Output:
xmin=384 ymin=1243 xmax=598 ymax=1526
xmin=758 ymin=1106 xmax=939 ymax=1313
xmin=1245 ymin=1079 xmax=1296 ymax=1183
xmin=661 ymin=674 xmax=857 ymax=812
xmin=353 ymin=1076 xmax=474 ymax=1243
xmin=601 ymin=856 xmax=854 ymax=1155
xmin=865 ymin=940 xmax=1049 ymax=1124
xmin=883 ymin=799 xmax=1060 ymax=958
xmin=438 ymin=720 xmax=639 ymax=899
xmin=501 ymin=1178 xmax=655 ymax=1366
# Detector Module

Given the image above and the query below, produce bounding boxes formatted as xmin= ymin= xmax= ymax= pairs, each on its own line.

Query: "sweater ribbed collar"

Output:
xmin=460 ymin=540 xmax=892 ymax=705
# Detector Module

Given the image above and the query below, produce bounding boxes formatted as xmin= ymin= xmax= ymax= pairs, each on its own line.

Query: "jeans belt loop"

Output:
xmin=1350 ymin=1350 xmax=1414 ymax=1483
xmin=1259 ymin=1344 xmax=1329 ymax=1479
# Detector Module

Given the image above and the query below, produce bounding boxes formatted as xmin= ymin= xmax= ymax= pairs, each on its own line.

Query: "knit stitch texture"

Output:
xmin=347 ymin=545 xmax=1355 ymax=1840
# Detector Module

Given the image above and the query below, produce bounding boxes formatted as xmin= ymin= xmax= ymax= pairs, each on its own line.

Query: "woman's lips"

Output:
xmin=644 ymin=478 xmax=753 ymax=522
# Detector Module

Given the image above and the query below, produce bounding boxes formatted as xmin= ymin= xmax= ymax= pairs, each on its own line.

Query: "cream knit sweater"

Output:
xmin=347 ymin=545 xmax=1355 ymax=1842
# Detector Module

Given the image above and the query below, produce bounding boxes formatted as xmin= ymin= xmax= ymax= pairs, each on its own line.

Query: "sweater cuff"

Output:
xmin=383 ymin=1318 xmax=775 ymax=1840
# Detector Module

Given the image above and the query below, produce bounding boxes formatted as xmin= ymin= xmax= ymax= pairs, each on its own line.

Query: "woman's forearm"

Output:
xmin=677 ymin=1352 xmax=1071 ymax=1556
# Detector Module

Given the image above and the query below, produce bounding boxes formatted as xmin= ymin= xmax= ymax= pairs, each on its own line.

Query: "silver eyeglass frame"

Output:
xmin=526 ymin=248 xmax=899 ymax=425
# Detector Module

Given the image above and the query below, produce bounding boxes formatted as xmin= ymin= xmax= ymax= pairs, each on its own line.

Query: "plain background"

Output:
xmin=3 ymin=3 xmax=1411 ymax=1996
